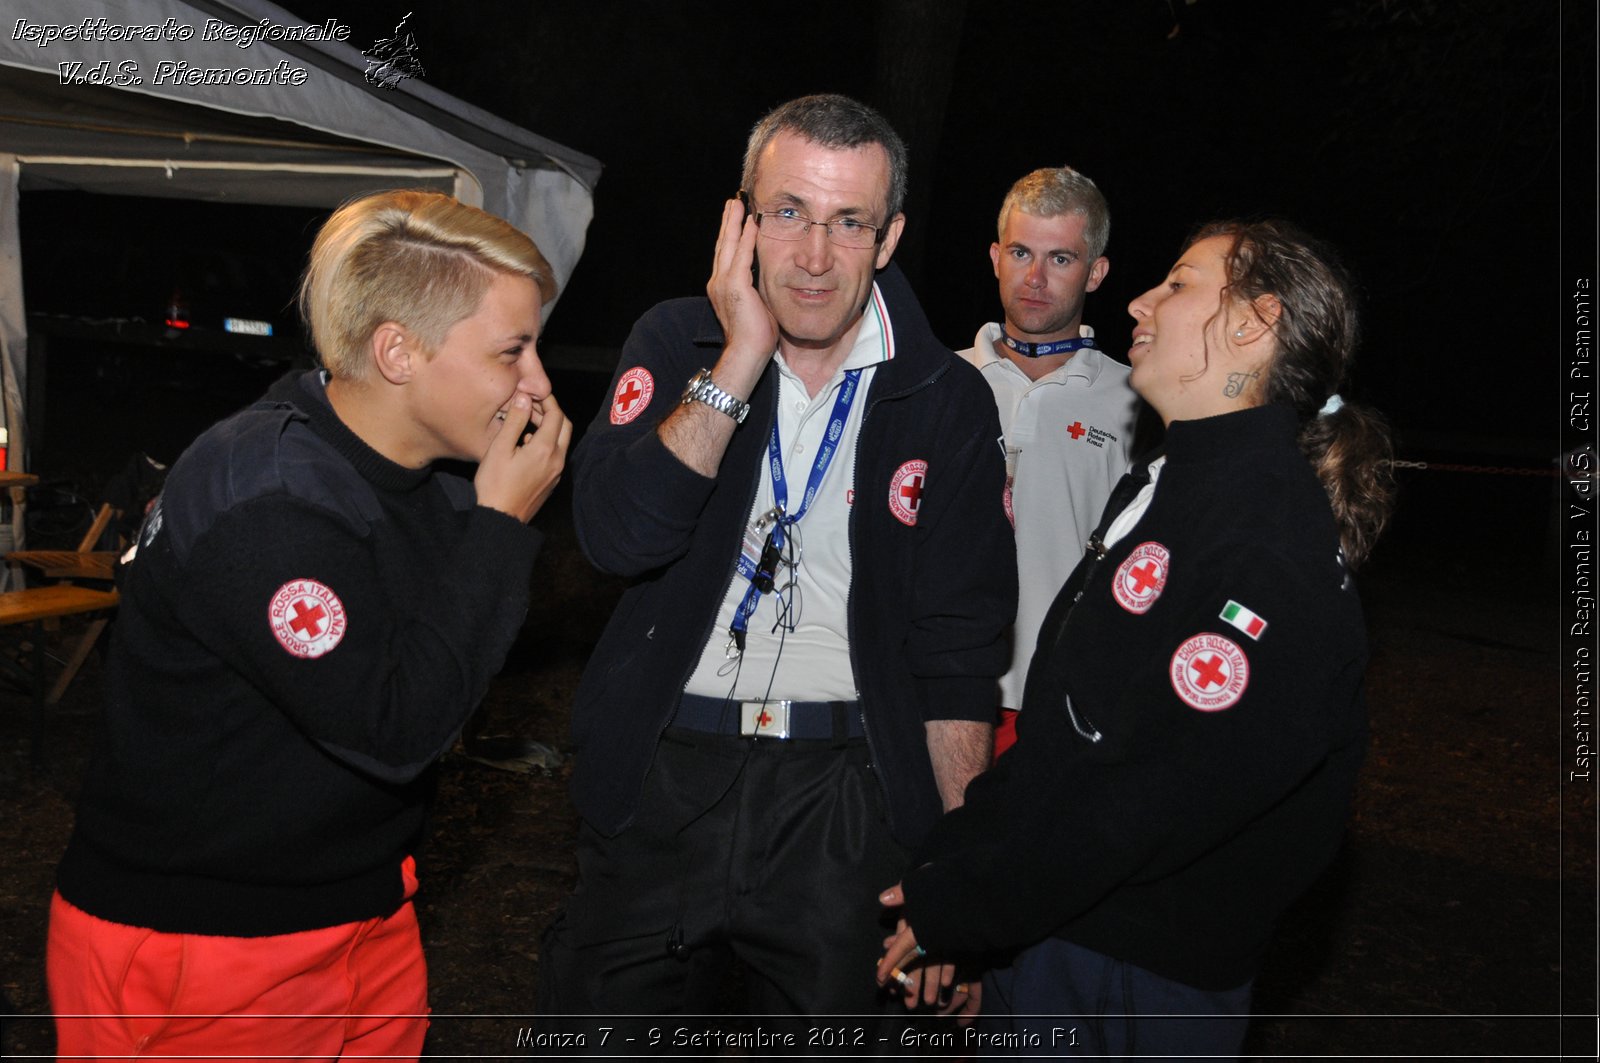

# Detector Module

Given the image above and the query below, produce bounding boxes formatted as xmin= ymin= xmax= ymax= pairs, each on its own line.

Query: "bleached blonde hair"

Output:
xmin=299 ymin=189 xmax=554 ymax=379
xmin=997 ymin=166 xmax=1110 ymax=260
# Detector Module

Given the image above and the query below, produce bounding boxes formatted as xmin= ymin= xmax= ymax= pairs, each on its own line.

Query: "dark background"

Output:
xmin=286 ymin=0 xmax=1569 ymax=462
xmin=20 ymin=0 xmax=1580 ymax=479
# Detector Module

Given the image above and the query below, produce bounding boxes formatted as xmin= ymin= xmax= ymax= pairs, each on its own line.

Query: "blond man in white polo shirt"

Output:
xmin=959 ymin=167 xmax=1142 ymax=754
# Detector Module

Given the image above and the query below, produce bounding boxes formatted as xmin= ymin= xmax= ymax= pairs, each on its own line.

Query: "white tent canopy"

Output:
xmin=0 ymin=0 xmax=600 ymax=481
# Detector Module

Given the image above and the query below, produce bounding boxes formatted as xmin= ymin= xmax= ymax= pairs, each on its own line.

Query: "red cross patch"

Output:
xmin=1067 ymin=420 xmax=1086 ymax=441
xmin=1169 ymin=633 xmax=1249 ymax=712
xmin=609 ymin=367 xmax=655 ymax=425
xmin=888 ymin=459 xmax=928 ymax=526
xmin=1112 ymin=541 xmax=1170 ymax=615
xmin=268 ymin=578 xmax=347 ymax=659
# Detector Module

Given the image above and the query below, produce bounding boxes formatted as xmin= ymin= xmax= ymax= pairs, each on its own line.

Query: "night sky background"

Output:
xmin=284 ymin=0 xmax=1584 ymax=464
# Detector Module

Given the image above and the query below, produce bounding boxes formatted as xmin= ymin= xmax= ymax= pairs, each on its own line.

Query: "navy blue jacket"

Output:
xmin=569 ymin=264 xmax=1016 ymax=846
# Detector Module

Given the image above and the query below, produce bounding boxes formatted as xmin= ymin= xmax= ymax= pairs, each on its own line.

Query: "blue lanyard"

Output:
xmin=1000 ymin=328 xmax=1098 ymax=358
xmin=729 ymin=368 xmax=862 ymax=648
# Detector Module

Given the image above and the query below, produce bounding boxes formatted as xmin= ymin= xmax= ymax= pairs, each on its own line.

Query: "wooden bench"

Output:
xmin=0 ymin=584 xmax=119 ymax=626
xmin=0 ymin=503 xmax=122 ymax=761
xmin=5 ymin=549 xmax=117 ymax=582
xmin=0 ymin=584 xmax=119 ymax=762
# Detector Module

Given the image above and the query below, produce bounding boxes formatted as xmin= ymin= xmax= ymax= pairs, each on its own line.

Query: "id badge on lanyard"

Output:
xmin=726 ymin=369 xmax=861 ymax=653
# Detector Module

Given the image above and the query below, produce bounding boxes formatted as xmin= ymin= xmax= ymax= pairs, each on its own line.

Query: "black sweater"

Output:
xmin=902 ymin=404 xmax=1368 ymax=990
xmin=57 ymin=372 xmax=541 ymax=936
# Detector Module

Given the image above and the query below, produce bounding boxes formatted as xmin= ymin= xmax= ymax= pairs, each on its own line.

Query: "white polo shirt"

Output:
xmin=683 ymin=284 xmax=895 ymax=702
xmin=958 ymin=322 xmax=1141 ymax=709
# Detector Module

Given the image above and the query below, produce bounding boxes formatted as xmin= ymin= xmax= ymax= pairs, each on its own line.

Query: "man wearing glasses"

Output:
xmin=541 ymin=95 xmax=1015 ymax=1022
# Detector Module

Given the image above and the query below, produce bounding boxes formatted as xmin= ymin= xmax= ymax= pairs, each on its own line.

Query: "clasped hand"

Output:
xmin=875 ymin=882 xmax=980 ymax=1022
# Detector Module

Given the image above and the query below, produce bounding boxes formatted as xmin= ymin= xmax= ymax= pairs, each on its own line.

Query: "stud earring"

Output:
xmin=1234 ymin=327 xmax=1246 ymax=338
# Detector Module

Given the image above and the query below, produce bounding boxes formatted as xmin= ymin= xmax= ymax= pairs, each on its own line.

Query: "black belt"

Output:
xmin=672 ymin=693 xmax=865 ymax=741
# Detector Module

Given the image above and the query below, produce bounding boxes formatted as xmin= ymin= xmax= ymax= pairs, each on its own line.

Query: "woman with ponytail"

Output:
xmin=875 ymin=220 xmax=1393 ymax=1057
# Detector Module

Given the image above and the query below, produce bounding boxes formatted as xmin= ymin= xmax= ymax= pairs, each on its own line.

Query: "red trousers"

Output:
xmin=994 ymin=707 xmax=1021 ymax=759
xmin=48 ymin=858 xmax=429 ymax=1061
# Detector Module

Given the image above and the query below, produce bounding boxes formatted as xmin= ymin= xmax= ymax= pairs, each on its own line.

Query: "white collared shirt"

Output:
xmin=683 ymin=284 xmax=896 ymax=701
xmin=959 ymin=322 xmax=1141 ymax=709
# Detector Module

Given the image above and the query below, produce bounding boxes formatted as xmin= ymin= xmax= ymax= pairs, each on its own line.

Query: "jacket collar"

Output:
xmin=265 ymin=370 xmax=432 ymax=492
xmin=1160 ymin=404 xmax=1301 ymax=467
xmin=691 ymin=260 xmax=949 ymax=393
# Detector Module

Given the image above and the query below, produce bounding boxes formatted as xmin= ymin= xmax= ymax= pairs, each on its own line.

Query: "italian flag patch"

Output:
xmin=1220 ymin=600 xmax=1267 ymax=640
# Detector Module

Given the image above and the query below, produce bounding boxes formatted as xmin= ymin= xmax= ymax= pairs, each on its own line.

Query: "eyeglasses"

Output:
xmin=746 ymin=198 xmax=887 ymax=250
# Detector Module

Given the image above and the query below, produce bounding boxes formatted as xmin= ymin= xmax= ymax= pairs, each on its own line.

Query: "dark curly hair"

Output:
xmin=1189 ymin=219 xmax=1394 ymax=567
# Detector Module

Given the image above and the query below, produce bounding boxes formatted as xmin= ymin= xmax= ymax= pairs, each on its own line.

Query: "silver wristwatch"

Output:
xmin=681 ymin=368 xmax=750 ymax=424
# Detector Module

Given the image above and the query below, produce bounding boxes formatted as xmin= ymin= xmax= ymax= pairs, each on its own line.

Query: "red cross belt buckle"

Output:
xmin=739 ymin=699 xmax=792 ymax=738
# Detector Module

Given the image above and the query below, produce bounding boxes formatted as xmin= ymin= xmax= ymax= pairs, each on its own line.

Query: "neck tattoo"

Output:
xmin=1224 ymin=370 xmax=1260 ymax=399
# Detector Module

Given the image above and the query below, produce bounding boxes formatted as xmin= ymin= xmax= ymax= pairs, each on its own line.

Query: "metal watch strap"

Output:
xmin=681 ymin=369 xmax=750 ymax=424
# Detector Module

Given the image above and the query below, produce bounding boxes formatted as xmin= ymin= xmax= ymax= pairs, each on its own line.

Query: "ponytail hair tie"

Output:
xmin=1318 ymin=393 xmax=1345 ymax=417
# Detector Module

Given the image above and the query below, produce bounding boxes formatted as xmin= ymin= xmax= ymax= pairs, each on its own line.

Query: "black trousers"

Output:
xmin=538 ymin=726 xmax=910 ymax=1026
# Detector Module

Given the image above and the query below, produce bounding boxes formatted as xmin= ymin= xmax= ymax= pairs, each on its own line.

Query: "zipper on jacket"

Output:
xmin=667 ymin=365 xmax=777 ymax=740
xmin=1063 ymin=694 xmax=1102 ymax=744
xmin=845 ymin=359 xmax=951 ymax=814
xmin=1076 ymin=534 xmax=1114 ymax=602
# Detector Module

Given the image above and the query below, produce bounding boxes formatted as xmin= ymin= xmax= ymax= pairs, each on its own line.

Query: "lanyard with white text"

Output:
xmin=728 ymin=368 xmax=862 ymax=651
xmin=1000 ymin=329 xmax=1098 ymax=358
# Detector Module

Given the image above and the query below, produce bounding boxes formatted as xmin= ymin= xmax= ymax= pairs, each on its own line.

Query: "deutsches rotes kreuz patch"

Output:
xmin=269 ymin=579 xmax=347 ymax=659
xmin=1169 ymin=632 xmax=1249 ymax=712
xmin=1113 ymin=541 xmax=1170 ymax=614
xmin=609 ymin=366 xmax=654 ymax=425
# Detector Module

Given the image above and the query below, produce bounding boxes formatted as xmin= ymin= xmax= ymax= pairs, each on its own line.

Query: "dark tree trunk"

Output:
xmin=872 ymin=0 xmax=968 ymax=286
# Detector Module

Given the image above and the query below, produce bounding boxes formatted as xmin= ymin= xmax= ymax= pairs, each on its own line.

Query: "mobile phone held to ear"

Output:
xmin=737 ymin=190 xmax=759 ymax=288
